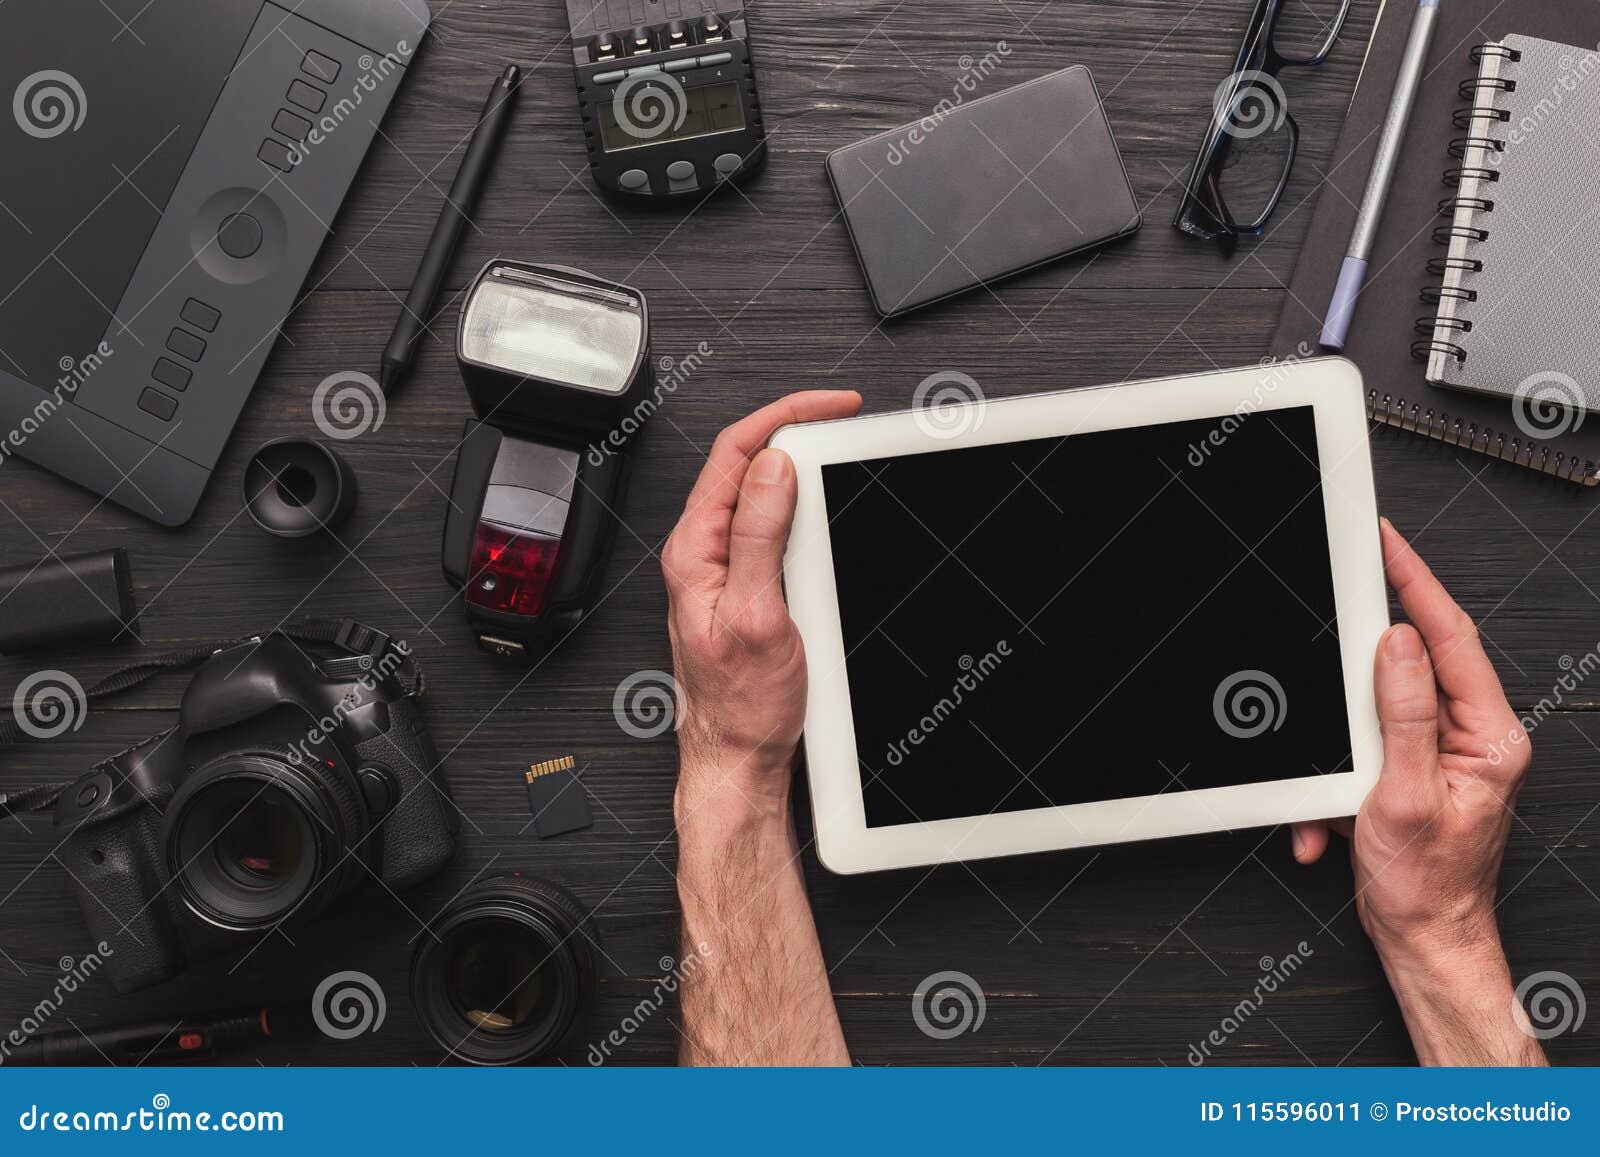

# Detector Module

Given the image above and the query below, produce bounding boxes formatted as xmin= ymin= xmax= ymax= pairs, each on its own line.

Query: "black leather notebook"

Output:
xmin=826 ymin=65 xmax=1141 ymax=318
xmin=1270 ymin=0 xmax=1600 ymax=486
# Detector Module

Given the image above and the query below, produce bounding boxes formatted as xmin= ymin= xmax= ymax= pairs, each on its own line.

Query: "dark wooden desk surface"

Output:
xmin=3 ymin=0 xmax=1597 ymax=1067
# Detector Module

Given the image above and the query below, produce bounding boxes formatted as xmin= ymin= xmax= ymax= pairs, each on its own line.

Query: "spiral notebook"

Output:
xmin=1420 ymin=33 xmax=1600 ymax=405
xmin=1271 ymin=0 xmax=1600 ymax=485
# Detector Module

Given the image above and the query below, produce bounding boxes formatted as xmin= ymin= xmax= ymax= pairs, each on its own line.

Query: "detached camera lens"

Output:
xmin=412 ymin=876 xmax=596 ymax=1065
xmin=446 ymin=917 xmax=556 ymax=1031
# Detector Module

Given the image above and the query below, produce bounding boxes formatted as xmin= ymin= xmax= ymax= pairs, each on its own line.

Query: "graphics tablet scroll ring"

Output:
xmin=190 ymin=187 xmax=287 ymax=285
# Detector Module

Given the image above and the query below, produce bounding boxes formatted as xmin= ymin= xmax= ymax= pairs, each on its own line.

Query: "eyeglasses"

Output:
xmin=1173 ymin=0 xmax=1352 ymax=244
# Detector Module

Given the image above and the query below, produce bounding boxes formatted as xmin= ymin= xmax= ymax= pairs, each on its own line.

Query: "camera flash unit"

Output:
xmin=442 ymin=261 xmax=655 ymax=658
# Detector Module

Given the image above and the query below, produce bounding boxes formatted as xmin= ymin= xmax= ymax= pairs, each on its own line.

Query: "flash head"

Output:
xmin=443 ymin=258 xmax=656 ymax=659
xmin=456 ymin=261 xmax=652 ymax=435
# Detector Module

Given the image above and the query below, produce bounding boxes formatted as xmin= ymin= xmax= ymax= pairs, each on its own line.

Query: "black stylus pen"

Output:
xmin=380 ymin=64 xmax=521 ymax=395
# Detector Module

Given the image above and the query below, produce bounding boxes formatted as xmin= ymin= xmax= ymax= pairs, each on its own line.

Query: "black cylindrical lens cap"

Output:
xmin=242 ymin=438 xmax=357 ymax=537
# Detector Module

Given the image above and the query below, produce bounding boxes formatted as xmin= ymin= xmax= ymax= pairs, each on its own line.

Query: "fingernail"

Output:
xmin=750 ymin=449 xmax=789 ymax=485
xmin=1385 ymin=625 xmax=1425 ymax=663
xmin=1291 ymin=827 xmax=1306 ymax=860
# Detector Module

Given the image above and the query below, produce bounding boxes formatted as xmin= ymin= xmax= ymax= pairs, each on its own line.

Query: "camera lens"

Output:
xmin=445 ymin=918 xmax=557 ymax=1030
xmin=412 ymin=876 xmax=596 ymax=1065
xmin=213 ymin=790 xmax=307 ymax=888
xmin=165 ymin=754 xmax=364 ymax=931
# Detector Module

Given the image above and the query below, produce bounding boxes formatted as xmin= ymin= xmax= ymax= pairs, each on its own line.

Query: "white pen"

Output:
xmin=1321 ymin=0 xmax=1441 ymax=350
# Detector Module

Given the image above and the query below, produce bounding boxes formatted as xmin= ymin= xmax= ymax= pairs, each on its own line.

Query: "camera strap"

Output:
xmin=0 ymin=617 xmax=420 ymax=820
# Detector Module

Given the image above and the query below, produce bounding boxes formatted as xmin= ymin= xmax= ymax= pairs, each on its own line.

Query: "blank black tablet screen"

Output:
xmin=821 ymin=404 xmax=1353 ymax=829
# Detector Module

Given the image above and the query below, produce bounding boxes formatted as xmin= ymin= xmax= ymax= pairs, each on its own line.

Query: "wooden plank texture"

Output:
xmin=2 ymin=0 xmax=1596 ymax=1067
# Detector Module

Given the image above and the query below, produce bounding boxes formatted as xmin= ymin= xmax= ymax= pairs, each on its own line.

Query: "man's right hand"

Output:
xmin=663 ymin=391 xmax=859 ymax=1066
xmin=1292 ymin=519 xmax=1544 ymax=1065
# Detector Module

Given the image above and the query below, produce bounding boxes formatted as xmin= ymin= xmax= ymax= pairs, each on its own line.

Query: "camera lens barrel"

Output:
xmin=163 ymin=754 xmax=365 ymax=931
xmin=411 ymin=875 xmax=596 ymax=1065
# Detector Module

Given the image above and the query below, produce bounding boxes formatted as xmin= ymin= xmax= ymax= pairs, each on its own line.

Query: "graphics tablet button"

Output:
xmin=152 ymin=358 xmax=192 ymax=392
xmin=272 ymin=109 xmax=311 ymax=141
xmin=619 ymin=168 xmax=649 ymax=192
xmin=713 ymin=152 xmax=742 ymax=177
xmin=217 ymin=213 xmax=264 ymax=259
xmin=286 ymin=80 xmax=325 ymax=113
xmin=180 ymin=299 xmax=220 ymax=332
xmin=257 ymin=139 xmax=296 ymax=173
xmin=166 ymin=329 xmax=206 ymax=362
xmin=138 ymin=389 xmax=177 ymax=421
xmin=302 ymin=51 xmax=340 ymax=83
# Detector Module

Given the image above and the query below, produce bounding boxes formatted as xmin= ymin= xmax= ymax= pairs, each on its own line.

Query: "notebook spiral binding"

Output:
xmin=1388 ymin=44 xmax=1599 ymax=486
xmin=1409 ymin=43 xmax=1522 ymax=368
xmin=1366 ymin=391 xmax=1597 ymax=484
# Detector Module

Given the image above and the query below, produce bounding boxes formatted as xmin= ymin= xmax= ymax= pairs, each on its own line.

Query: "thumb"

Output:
xmin=1371 ymin=624 xmax=1446 ymax=822
xmin=720 ymin=448 xmax=798 ymax=637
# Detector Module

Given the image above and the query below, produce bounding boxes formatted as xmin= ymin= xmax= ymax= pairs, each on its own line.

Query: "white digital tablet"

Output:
xmin=773 ymin=358 xmax=1387 ymax=874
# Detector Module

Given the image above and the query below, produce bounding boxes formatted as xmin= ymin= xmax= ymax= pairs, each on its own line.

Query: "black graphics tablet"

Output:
xmin=0 ymin=0 xmax=426 ymax=524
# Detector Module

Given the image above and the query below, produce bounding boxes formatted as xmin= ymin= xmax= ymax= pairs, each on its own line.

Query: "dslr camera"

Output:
xmin=54 ymin=622 xmax=456 ymax=992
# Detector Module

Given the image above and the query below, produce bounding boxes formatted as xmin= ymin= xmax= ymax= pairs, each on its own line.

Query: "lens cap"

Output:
xmin=242 ymin=438 xmax=357 ymax=537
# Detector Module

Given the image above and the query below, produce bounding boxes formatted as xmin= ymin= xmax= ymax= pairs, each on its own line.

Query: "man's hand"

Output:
xmin=1292 ymin=518 xmax=1545 ymax=1065
xmin=663 ymin=390 xmax=862 ymax=823
xmin=662 ymin=391 xmax=860 ymax=1066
